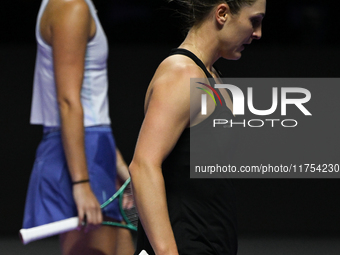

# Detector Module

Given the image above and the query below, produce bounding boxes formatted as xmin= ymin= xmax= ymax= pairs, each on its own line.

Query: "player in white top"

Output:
xmin=23 ymin=0 xmax=134 ymax=254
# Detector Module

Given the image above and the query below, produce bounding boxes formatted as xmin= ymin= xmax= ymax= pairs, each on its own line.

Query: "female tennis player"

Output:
xmin=22 ymin=0 xmax=134 ymax=254
xmin=129 ymin=0 xmax=266 ymax=254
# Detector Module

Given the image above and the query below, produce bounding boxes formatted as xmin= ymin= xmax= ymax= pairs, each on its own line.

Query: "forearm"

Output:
xmin=58 ymin=101 xmax=103 ymax=225
xmin=59 ymin=100 xmax=88 ymax=182
xmin=130 ymin=161 xmax=178 ymax=255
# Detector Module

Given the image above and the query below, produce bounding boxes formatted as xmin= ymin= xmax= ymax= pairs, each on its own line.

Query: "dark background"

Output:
xmin=1 ymin=0 xmax=339 ymax=238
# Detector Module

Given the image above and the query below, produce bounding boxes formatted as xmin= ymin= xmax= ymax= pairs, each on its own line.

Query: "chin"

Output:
xmin=224 ymin=52 xmax=242 ymax=61
xmin=232 ymin=54 xmax=242 ymax=60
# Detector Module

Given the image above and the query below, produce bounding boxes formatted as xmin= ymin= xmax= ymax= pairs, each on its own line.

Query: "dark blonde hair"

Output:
xmin=168 ymin=0 xmax=257 ymax=29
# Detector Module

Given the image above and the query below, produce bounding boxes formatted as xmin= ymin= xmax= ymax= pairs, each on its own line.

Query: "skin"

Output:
xmin=129 ymin=1 xmax=266 ymax=255
xmin=39 ymin=0 xmax=134 ymax=254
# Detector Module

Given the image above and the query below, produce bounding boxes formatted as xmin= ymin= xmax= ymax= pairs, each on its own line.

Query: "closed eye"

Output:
xmin=250 ymin=13 xmax=264 ymax=28
xmin=251 ymin=17 xmax=262 ymax=28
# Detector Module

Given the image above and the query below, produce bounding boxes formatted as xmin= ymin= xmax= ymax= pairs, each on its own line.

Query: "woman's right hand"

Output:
xmin=72 ymin=183 xmax=103 ymax=231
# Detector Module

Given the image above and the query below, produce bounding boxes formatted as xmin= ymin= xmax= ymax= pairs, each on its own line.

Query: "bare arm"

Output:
xmin=129 ymin=59 xmax=203 ymax=255
xmin=47 ymin=0 xmax=101 ymax=227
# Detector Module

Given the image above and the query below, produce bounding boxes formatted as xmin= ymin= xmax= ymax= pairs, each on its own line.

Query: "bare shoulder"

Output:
xmin=41 ymin=0 xmax=92 ymax=44
xmin=48 ymin=0 xmax=89 ymax=9
xmin=151 ymin=54 xmax=206 ymax=90
xmin=144 ymin=54 xmax=206 ymax=112
xmin=46 ymin=0 xmax=90 ymax=20
xmin=158 ymin=54 xmax=205 ymax=80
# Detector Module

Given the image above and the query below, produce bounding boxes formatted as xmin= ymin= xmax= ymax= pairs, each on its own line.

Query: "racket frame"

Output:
xmin=101 ymin=178 xmax=137 ymax=231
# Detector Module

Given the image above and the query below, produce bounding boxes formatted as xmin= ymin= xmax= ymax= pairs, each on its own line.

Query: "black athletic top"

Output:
xmin=135 ymin=48 xmax=238 ymax=255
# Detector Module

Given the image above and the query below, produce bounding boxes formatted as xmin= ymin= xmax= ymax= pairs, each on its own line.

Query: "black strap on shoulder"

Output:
xmin=169 ymin=48 xmax=214 ymax=79
xmin=169 ymin=48 xmax=227 ymax=106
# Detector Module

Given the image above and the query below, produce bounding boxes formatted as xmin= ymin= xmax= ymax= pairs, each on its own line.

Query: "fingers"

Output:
xmin=73 ymin=184 xmax=103 ymax=232
xmin=77 ymin=201 xmax=103 ymax=232
xmin=77 ymin=208 xmax=85 ymax=228
xmin=122 ymin=193 xmax=135 ymax=210
xmin=84 ymin=201 xmax=102 ymax=225
xmin=122 ymin=194 xmax=129 ymax=208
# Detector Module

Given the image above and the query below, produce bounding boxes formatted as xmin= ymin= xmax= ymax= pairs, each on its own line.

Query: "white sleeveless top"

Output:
xmin=30 ymin=0 xmax=111 ymax=127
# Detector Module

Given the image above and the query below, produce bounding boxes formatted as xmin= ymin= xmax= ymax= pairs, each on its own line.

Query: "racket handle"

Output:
xmin=19 ymin=217 xmax=79 ymax=244
xmin=139 ymin=251 xmax=149 ymax=255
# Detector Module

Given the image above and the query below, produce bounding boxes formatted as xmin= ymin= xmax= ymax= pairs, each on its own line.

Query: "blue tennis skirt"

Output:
xmin=22 ymin=126 xmax=122 ymax=228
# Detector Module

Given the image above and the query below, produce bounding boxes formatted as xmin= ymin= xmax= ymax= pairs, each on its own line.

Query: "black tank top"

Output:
xmin=135 ymin=49 xmax=238 ymax=255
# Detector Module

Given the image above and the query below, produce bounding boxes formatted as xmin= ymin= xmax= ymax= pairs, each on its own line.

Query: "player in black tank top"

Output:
xmin=135 ymin=49 xmax=239 ymax=255
xmin=130 ymin=1 xmax=266 ymax=254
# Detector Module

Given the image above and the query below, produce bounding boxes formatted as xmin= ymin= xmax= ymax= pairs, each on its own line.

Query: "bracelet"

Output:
xmin=72 ymin=179 xmax=90 ymax=185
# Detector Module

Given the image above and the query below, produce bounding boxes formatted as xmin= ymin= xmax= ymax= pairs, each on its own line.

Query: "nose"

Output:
xmin=252 ymin=26 xmax=262 ymax=40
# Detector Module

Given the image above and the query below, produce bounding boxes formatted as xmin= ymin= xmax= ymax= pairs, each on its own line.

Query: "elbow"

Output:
xmin=128 ymin=160 xmax=140 ymax=180
xmin=57 ymin=96 xmax=73 ymax=109
xmin=129 ymin=158 xmax=162 ymax=181
xmin=57 ymin=96 xmax=83 ymax=114
xmin=57 ymin=96 xmax=70 ymax=111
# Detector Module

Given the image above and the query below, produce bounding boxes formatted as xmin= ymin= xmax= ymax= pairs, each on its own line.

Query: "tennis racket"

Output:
xmin=19 ymin=178 xmax=138 ymax=244
xmin=101 ymin=177 xmax=138 ymax=231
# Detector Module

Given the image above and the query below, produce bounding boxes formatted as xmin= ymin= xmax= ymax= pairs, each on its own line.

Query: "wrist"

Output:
xmin=72 ymin=179 xmax=90 ymax=185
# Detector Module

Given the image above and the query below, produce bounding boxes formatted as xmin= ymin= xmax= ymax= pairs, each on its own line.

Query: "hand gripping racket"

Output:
xmin=19 ymin=178 xmax=138 ymax=244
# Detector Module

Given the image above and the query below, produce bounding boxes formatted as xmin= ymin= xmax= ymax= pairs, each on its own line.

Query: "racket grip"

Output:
xmin=19 ymin=217 xmax=79 ymax=244
xmin=139 ymin=251 xmax=149 ymax=255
